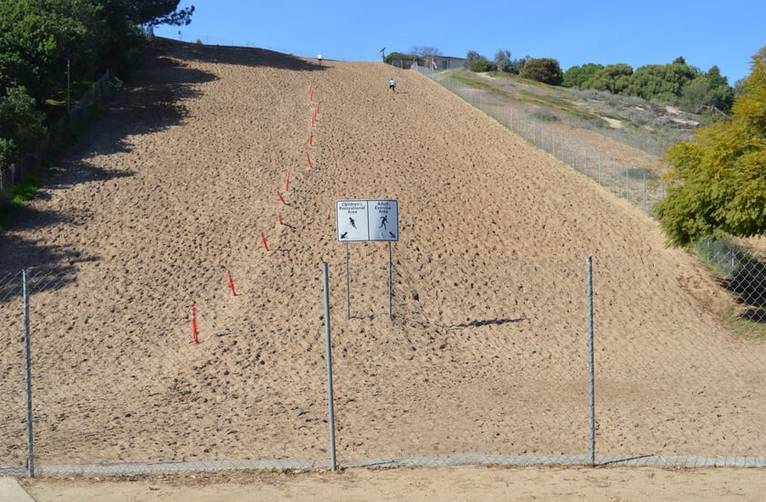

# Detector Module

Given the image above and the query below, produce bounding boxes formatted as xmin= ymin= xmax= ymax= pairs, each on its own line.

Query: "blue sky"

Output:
xmin=156 ymin=0 xmax=765 ymax=82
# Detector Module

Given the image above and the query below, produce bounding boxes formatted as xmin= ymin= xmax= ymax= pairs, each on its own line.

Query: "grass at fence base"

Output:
xmin=0 ymin=100 xmax=107 ymax=228
xmin=693 ymin=238 xmax=766 ymax=338
xmin=725 ymin=306 xmax=766 ymax=338
xmin=0 ymin=172 xmax=39 ymax=227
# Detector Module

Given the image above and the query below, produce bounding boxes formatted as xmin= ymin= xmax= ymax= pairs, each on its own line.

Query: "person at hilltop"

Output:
xmin=388 ymin=78 xmax=397 ymax=93
xmin=317 ymin=53 xmax=323 ymax=66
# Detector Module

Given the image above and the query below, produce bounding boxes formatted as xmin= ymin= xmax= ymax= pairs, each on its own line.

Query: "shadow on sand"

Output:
xmin=156 ymin=37 xmax=327 ymax=71
xmin=449 ymin=317 xmax=527 ymax=330
xmin=0 ymin=43 xmax=225 ymax=299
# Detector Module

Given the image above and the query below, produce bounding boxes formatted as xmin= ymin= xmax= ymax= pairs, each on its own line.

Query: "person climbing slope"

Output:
xmin=388 ymin=78 xmax=396 ymax=93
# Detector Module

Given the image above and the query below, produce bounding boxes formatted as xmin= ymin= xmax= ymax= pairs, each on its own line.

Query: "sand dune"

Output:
xmin=1 ymin=40 xmax=765 ymax=467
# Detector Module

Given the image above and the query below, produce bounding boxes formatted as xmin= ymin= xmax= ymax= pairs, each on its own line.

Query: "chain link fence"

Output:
xmin=694 ymin=238 xmax=766 ymax=334
xmin=1 ymin=250 xmax=765 ymax=477
xmin=413 ymin=66 xmax=675 ymax=216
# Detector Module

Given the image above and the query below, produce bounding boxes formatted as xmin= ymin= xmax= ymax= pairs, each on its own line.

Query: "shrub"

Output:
xmin=465 ymin=50 xmax=481 ymax=68
xmin=507 ymin=56 xmax=528 ymax=75
xmin=655 ymin=46 xmax=766 ymax=246
xmin=679 ymin=66 xmax=734 ymax=114
xmin=0 ymin=137 xmax=14 ymax=169
xmin=384 ymin=52 xmax=417 ymax=64
xmin=495 ymin=49 xmax=511 ymax=72
xmin=562 ymin=63 xmax=604 ymax=88
xmin=531 ymin=110 xmax=559 ymax=121
xmin=625 ymin=62 xmax=698 ymax=102
xmin=520 ymin=58 xmax=563 ymax=85
xmin=581 ymin=63 xmax=633 ymax=93
xmin=0 ymin=86 xmax=46 ymax=169
xmin=570 ymin=57 xmax=735 ymax=114
xmin=468 ymin=56 xmax=496 ymax=73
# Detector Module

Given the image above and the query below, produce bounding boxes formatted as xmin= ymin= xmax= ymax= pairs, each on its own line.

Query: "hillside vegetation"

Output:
xmin=439 ymin=69 xmax=699 ymax=159
xmin=417 ymin=48 xmax=736 ymax=119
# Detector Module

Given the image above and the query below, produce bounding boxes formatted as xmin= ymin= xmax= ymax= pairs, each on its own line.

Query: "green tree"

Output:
xmin=679 ymin=66 xmax=734 ymax=114
xmin=507 ymin=56 xmax=528 ymax=75
xmin=0 ymin=1 xmax=193 ymax=101
xmin=494 ymin=49 xmax=511 ymax=72
xmin=384 ymin=51 xmax=418 ymax=66
xmin=465 ymin=50 xmax=481 ymax=68
xmin=624 ymin=62 xmax=698 ymax=102
xmin=579 ymin=63 xmax=633 ymax=93
xmin=0 ymin=86 xmax=46 ymax=169
xmin=0 ymin=0 xmax=104 ymax=101
xmin=468 ymin=56 xmax=496 ymax=72
xmin=655 ymin=46 xmax=766 ymax=245
xmin=520 ymin=58 xmax=563 ymax=85
xmin=0 ymin=0 xmax=195 ymax=169
xmin=562 ymin=63 xmax=604 ymax=88
xmin=95 ymin=1 xmax=194 ymax=76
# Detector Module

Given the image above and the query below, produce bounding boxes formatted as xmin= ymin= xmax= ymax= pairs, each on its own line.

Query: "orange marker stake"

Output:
xmin=307 ymin=130 xmax=313 ymax=145
xmin=307 ymin=83 xmax=313 ymax=100
xmin=311 ymin=108 xmax=316 ymax=128
xmin=190 ymin=303 xmax=199 ymax=343
xmin=277 ymin=213 xmax=284 ymax=226
xmin=260 ymin=230 xmax=270 ymax=252
xmin=305 ymin=151 xmax=313 ymax=170
xmin=226 ymin=269 xmax=237 ymax=297
xmin=277 ymin=189 xmax=287 ymax=205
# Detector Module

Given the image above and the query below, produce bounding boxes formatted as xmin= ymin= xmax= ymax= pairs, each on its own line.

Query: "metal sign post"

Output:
xmin=387 ymin=241 xmax=393 ymax=320
xmin=336 ymin=200 xmax=399 ymax=320
xmin=344 ymin=242 xmax=351 ymax=320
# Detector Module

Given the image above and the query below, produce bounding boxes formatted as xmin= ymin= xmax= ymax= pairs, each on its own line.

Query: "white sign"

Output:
xmin=336 ymin=200 xmax=399 ymax=242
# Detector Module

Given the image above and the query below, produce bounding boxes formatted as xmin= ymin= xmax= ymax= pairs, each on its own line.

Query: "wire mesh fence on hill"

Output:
xmin=0 ymin=253 xmax=764 ymax=477
xmin=413 ymin=66 xmax=671 ymax=216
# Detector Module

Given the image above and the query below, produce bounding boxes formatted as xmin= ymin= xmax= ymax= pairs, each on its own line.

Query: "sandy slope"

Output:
xmin=1 ymin=40 xmax=765 ymax=467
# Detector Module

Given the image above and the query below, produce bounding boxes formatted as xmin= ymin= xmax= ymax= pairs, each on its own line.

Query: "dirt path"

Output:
xmin=23 ymin=466 xmax=766 ymax=502
xmin=1 ymin=39 xmax=765 ymax=469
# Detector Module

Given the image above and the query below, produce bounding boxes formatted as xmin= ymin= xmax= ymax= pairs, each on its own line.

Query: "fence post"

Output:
xmin=387 ymin=241 xmax=393 ymax=320
xmin=321 ymin=262 xmax=338 ymax=471
xmin=22 ymin=268 xmax=35 ymax=477
xmin=585 ymin=256 xmax=596 ymax=466
xmin=642 ymin=171 xmax=647 ymax=213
